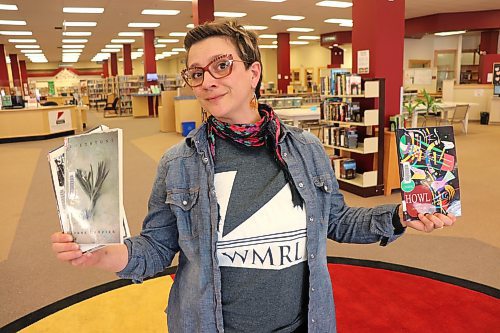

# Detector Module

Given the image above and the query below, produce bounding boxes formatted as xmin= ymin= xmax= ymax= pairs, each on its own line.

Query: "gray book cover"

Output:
xmin=64 ymin=129 xmax=123 ymax=245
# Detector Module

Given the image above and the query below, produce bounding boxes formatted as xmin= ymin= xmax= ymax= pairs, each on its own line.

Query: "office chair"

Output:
xmin=41 ymin=101 xmax=58 ymax=106
xmin=103 ymin=97 xmax=120 ymax=115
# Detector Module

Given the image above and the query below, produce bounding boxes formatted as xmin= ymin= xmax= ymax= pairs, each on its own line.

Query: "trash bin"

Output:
xmin=181 ymin=121 xmax=196 ymax=136
xmin=480 ymin=112 xmax=489 ymax=125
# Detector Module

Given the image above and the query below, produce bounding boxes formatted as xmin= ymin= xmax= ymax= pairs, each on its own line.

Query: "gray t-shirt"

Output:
xmin=214 ymin=138 xmax=309 ymax=333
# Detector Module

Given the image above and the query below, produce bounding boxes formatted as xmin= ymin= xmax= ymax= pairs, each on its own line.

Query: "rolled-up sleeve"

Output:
xmin=117 ymin=155 xmax=180 ymax=283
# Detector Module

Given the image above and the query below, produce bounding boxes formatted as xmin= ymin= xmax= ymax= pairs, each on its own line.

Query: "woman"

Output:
xmin=51 ymin=20 xmax=456 ymax=332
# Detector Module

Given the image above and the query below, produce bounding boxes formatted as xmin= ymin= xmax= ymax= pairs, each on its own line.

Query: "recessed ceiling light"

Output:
xmin=8 ymin=38 xmax=36 ymax=43
xmin=63 ymin=31 xmax=92 ymax=36
xmin=101 ymin=48 xmax=120 ymax=52
xmin=157 ymin=38 xmax=179 ymax=43
xmin=15 ymin=45 xmax=39 ymax=49
xmin=111 ymin=39 xmax=136 ymax=43
xmin=62 ymin=39 xmax=88 ymax=43
xmin=0 ymin=4 xmax=18 ymax=10
xmin=63 ymin=7 xmax=105 ymax=14
xmin=324 ymin=18 xmax=352 ymax=24
xmin=259 ymin=45 xmax=278 ymax=48
xmin=298 ymin=36 xmax=320 ymax=40
xmin=315 ymin=1 xmax=352 ymax=8
xmin=0 ymin=31 xmax=32 ymax=35
xmin=271 ymin=15 xmax=304 ymax=21
xmin=169 ymin=32 xmax=187 ymax=37
xmin=128 ymin=22 xmax=160 ymax=28
xmin=105 ymin=44 xmax=123 ymax=48
xmin=435 ymin=30 xmax=466 ymax=36
xmin=186 ymin=24 xmax=194 ymax=29
xmin=118 ymin=32 xmax=143 ymax=37
xmin=290 ymin=41 xmax=309 ymax=45
xmin=20 ymin=49 xmax=43 ymax=53
xmin=62 ymin=44 xmax=85 ymax=48
xmin=141 ymin=9 xmax=180 ymax=15
xmin=62 ymin=49 xmax=82 ymax=53
xmin=243 ymin=25 xmax=268 ymax=31
xmin=63 ymin=21 xmax=97 ymax=27
xmin=339 ymin=22 xmax=353 ymax=27
xmin=172 ymin=48 xmax=186 ymax=52
xmin=259 ymin=34 xmax=278 ymax=38
xmin=287 ymin=27 xmax=314 ymax=32
xmin=0 ymin=20 xmax=27 ymax=25
xmin=214 ymin=12 xmax=247 ymax=18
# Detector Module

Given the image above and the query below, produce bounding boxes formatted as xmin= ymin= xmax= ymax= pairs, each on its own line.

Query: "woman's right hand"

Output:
xmin=50 ymin=232 xmax=102 ymax=267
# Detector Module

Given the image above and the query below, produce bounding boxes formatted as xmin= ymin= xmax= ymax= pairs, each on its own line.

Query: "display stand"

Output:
xmin=158 ymin=90 xmax=176 ymax=132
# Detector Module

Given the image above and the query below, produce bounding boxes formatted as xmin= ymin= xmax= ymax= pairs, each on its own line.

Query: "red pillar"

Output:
xmin=123 ymin=43 xmax=133 ymax=75
xmin=352 ymin=0 xmax=405 ymax=121
xmin=330 ymin=47 xmax=344 ymax=68
xmin=9 ymin=54 xmax=22 ymax=91
xmin=277 ymin=32 xmax=291 ymax=94
xmin=102 ymin=59 xmax=109 ymax=78
xmin=143 ymin=29 xmax=157 ymax=84
xmin=19 ymin=60 xmax=28 ymax=95
xmin=110 ymin=53 xmax=118 ymax=77
xmin=479 ymin=31 xmax=499 ymax=55
xmin=0 ymin=44 xmax=9 ymax=90
xmin=192 ymin=0 xmax=214 ymax=26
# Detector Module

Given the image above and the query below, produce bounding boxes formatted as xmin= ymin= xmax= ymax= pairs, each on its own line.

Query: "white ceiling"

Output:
xmin=0 ymin=0 xmax=499 ymax=64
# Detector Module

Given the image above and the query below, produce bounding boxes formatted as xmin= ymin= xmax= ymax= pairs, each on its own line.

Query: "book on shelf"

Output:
xmin=396 ymin=126 xmax=462 ymax=221
xmin=48 ymin=125 xmax=129 ymax=251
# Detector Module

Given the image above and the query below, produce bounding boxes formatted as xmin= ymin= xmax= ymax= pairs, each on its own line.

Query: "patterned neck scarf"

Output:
xmin=207 ymin=103 xmax=303 ymax=208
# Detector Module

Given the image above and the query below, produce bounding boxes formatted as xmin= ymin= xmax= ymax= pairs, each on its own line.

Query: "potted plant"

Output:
xmin=402 ymin=98 xmax=422 ymax=128
xmin=418 ymin=89 xmax=443 ymax=116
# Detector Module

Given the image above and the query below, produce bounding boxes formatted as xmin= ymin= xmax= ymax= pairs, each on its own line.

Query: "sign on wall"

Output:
xmin=48 ymin=81 xmax=55 ymax=96
xmin=48 ymin=109 xmax=72 ymax=133
xmin=493 ymin=63 xmax=500 ymax=96
xmin=357 ymin=50 xmax=370 ymax=74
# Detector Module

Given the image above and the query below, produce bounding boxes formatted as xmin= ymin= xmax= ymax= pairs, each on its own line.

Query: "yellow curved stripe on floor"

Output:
xmin=0 ymin=147 xmax=41 ymax=262
xmin=21 ymin=276 xmax=174 ymax=333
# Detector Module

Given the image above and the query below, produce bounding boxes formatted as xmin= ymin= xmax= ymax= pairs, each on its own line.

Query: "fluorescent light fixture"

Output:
xmin=137 ymin=48 xmax=144 ymax=52
xmin=128 ymin=22 xmax=160 ymax=28
xmin=155 ymin=54 xmax=166 ymax=60
xmin=119 ymin=58 xmax=123 ymax=61
xmin=162 ymin=51 xmax=176 ymax=56
xmin=259 ymin=45 xmax=278 ymax=48
xmin=155 ymin=44 xmax=167 ymax=48
xmin=298 ymin=35 xmax=320 ymax=40
xmin=62 ymin=44 xmax=85 ymax=48
xmin=243 ymin=25 xmax=268 ymax=31
xmin=287 ymin=27 xmax=314 ymax=32
xmin=290 ymin=41 xmax=309 ymax=45
xmin=5 ymin=56 xmax=10 ymax=63
xmin=214 ymin=12 xmax=247 ymax=18
xmin=259 ymin=34 xmax=277 ymax=38
xmin=157 ymin=38 xmax=179 ymax=43
xmin=271 ymin=15 xmax=304 ymax=21
xmin=161 ymin=0 xmax=191 ymax=1
xmin=172 ymin=47 xmax=186 ymax=52
xmin=131 ymin=52 xmax=143 ymax=57
xmin=62 ymin=39 xmax=88 ymax=43
xmin=63 ymin=7 xmax=104 ymax=14
xmin=435 ymin=30 xmax=466 ymax=36
xmin=118 ymin=32 xmax=143 ymax=37
xmin=101 ymin=48 xmax=120 ymax=52
xmin=316 ymin=1 xmax=352 ymax=8
xmin=141 ymin=9 xmax=180 ymax=15
xmin=0 ymin=30 xmax=32 ymax=35
xmin=62 ymin=49 xmax=82 ymax=53
xmin=324 ymin=18 xmax=352 ymax=24
xmin=8 ymin=38 xmax=36 ymax=43
xmin=30 ymin=59 xmax=48 ymax=63
xmin=15 ymin=44 xmax=39 ymax=48
xmin=251 ymin=0 xmax=286 ymax=2
xmin=62 ymin=52 xmax=81 ymax=56
xmin=169 ymin=32 xmax=187 ymax=37
xmin=63 ymin=31 xmax=92 ymax=36
xmin=63 ymin=21 xmax=97 ymax=27
xmin=339 ymin=22 xmax=353 ymax=27
xmin=111 ymin=39 xmax=135 ymax=43
xmin=21 ymin=49 xmax=43 ymax=53
xmin=105 ymin=44 xmax=123 ymax=48
xmin=0 ymin=20 xmax=26 ymax=25
xmin=186 ymin=24 xmax=194 ymax=29
xmin=0 ymin=4 xmax=18 ymax=10
xmin=272 ymin=41 xmax=278 ymax=44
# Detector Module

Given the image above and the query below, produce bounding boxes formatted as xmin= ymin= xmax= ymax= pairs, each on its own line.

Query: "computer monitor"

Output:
xmin=146 ymin=73 xmax=158 ymax=82
xmin=1 ymin=95 xmax=25 ymax=109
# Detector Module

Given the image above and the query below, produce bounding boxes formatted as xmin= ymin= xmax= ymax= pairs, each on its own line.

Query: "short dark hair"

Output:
xmin=184 ymin=20 xmax=263 ymax=98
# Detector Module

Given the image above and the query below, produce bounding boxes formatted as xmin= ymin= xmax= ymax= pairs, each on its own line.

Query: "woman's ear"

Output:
xmin=249 ymin=61 xmax=262 ymax=87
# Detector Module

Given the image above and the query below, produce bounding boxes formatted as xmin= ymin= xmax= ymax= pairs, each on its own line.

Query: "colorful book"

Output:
xmin=396 ymin=126 xmax=461 ymax=221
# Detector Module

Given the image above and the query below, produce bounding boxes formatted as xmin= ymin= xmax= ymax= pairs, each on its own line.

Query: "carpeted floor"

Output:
xmin=0 ymin=109 xmax=499 ymax=331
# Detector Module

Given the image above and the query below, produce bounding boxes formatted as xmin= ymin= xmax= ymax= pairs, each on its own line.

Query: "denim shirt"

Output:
xmin=117 ymin=123 xmax=402 ymax=333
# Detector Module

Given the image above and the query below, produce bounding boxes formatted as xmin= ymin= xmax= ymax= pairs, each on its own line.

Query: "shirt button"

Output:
xmin=283 ymin=152 xmax=288 ymax=157
xmin=311 ymin=319 xmax=315 ymax=323
xmin=298 ymin=182 xmax=304 ymax=188
xmin=324 ymin=185 xmax=328 ymax=191
xmin=310 ymin=254 xmax=315 ymax=259
xmin=182 ymin=200 xmax=188 ymax=206
xmin=202 ymin=157 xmax=209 ymax=163
xmin=311 ymin=287 xmax=315 ymax=292
xmin=309 ymin=217 xmax=314 ymax=222
xmin=195 ymin=140 xmax=200 ymax=144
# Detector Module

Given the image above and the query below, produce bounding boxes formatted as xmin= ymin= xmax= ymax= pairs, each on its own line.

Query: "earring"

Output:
xmin=249 ymin=92 xmax=257 ymax=111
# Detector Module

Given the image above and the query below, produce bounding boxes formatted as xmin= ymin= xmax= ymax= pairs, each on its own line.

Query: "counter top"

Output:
xmin=131 ymin=93 xmax=161 ymax=97
xmin=0 ymin=104 xmax=77 ymax=113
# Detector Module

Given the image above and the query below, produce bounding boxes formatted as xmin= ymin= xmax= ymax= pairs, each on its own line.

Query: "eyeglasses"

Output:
xmin=181 ymin=54 xmax=246 ymax=88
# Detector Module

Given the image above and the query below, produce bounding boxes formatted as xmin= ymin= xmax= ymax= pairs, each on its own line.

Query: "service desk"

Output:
xmin=0 ymin=105 xmax=83 ymax=143
xmin=132 ymin=93 xmax=160 ymax=118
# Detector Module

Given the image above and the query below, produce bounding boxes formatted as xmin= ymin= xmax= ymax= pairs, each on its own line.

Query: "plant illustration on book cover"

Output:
xmin=65 ymin=130 xmax=122 ymax=244
xmin=396 ymin=126 xmax=461 ymax=221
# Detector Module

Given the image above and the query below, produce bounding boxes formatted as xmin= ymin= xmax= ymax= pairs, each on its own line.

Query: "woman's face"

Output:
xmin=186 ymin=36 xmax=261 ymax=124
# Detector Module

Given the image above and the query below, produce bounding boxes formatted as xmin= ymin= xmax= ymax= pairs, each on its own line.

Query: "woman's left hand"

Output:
xmin=400 ymin=207 xmax=457 ymax=232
